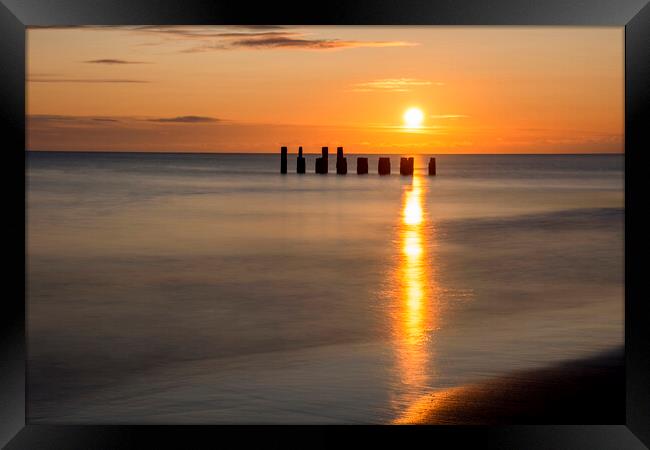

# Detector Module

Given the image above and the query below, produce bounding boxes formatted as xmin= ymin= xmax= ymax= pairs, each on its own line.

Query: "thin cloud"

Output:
xmin=29 ymin=115 xmax=80 ymax=122
xmin=29 ymin=114 xmax=125 ymax=124
xmin=132 ymin=25 xmax=236 ymax=39
xmin=28 ymin=78 xmax=149 ymax=83
xmin=28 ymin=25 xmax=90 ymax=29
xmin=231 ymin=25 xmax=288 ymax=30
xmin=230 ymin=37 xmax=415 ymax=50
xmin=180 ymin=44 xmax=230 ymax=53
xmin=128 ymin=26 xmax=418 ymax=52
xmin=29 ymin=114 xmax=221 ymax=124
xmin=31 ymin=25 xmax=285 ymax=32
xmin=130 ymin=26 xmax=291 ymax=40
xmin=429 ymin=114 xmax=469 ymax=119
xmin=146 ymin=116 xmax=220 ymax=123
xmin=31 ymin=25 xmax=419 ymax=52
xmin=210 ymin=31 xmax=302 ymax=39
xmin=84 ymin=59 xmax=149 ymax=65
xmin=351 ymin=78 xmax=441 ymax=92
xmin=28 ymin=115 xmax=127 ymax=130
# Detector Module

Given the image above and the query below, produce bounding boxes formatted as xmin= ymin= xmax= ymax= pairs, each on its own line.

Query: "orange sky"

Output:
xmin=27 ymin=26 xmax=624 ymax=153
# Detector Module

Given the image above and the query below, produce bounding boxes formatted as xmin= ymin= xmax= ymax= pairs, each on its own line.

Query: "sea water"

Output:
xmin=26 ymin=152 xmax=624 ymax=423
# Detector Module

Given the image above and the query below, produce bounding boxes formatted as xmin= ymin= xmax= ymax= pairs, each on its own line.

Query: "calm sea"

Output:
xmin=26 ymin=152 xmax=624 ymax=423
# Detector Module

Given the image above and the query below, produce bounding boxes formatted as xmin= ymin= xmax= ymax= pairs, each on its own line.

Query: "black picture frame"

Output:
xmin=2 ymin=0 xmax=649 ymax=448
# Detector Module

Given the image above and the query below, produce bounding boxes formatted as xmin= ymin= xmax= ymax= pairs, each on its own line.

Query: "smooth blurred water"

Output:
xmin=26 ymin=152 xmax=624 ymax=423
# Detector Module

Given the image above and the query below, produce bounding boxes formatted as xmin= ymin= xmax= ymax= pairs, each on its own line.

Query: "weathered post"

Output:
xmin=336 ymin=146 xmax=347 ymax=175
xmin=357 ymin=157 xmax=369 ymax=174
xmin=428 ymin=157 xmax=436 ymax=175
xmin=297 ymin=146 xmax=306 ymax=174
xmin=315 ymin=157 xmax=324 ymax=174
xmin=399 ymin=157 xmax=414 ymax=175
xmin=378 ymin=157 xmax=391 ymax=175
xmin=280 ymin=146 xmax=288 ymax=174
xmin=321 ymin=146 xmax=329 ymax=174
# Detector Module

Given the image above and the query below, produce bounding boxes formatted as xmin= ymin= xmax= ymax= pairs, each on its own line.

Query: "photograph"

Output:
xmin=26 ymin=25 xmax=624 ymax=425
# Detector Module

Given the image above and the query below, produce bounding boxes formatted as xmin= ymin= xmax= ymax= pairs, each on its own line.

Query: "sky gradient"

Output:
xmin=27 ymin=26 xmax=624 ymax=154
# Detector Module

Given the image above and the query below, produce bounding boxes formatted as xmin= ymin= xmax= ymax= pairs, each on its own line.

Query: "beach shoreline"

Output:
xmin=395 ymin=347 xmax=624 ymax=424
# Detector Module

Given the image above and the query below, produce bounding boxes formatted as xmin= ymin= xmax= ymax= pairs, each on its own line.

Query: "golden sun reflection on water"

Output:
xmin=392 ymin=173 xmax=440 ymax=412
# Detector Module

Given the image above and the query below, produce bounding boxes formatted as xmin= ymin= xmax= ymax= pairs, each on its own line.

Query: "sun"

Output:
xmin=403 ymin=107 xmax=424 ymax=129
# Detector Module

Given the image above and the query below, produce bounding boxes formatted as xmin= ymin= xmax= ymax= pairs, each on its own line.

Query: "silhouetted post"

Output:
xmin=280 ymin=146 xmax=288 ymax=174
xmin=336 ymin=146 xmax=347 ymax=175
xmin=315 ymin=157 xmax=325 ymax=174
xmin=357 ymin=157 xmax=368 ymax=174
xmin=428 ymin=157 xmax=436 ymax=175
xmin=400 ymin=157 xmax=414 ymax=175
xmin=297 ymin=146 xmax=306 ymax=174
xmin=321 ymin=147 xmax=329 ymax=174
xmin=378 ymin=157 xmax=391 ymax=175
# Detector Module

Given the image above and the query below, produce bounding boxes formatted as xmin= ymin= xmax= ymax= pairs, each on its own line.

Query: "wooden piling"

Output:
xmin=297 ymin=146 xmax=306 ymax=174
xmin=428 ymin=157 xmax=436 ymax=175
xmin=400 ymin=157 xmax=414 ymax=175
xmin=337 ymin=158 xmax=348 ymax=175
xmin=280 ymin=146 xmax=287 ymax=174
xmin=321 ymin=147 xmax=329 ymax=174
xmin=378 ymin=157 xmax=391 ymax=175
xmin=315 ymin=157 xmax=326 ymax=174
xmin=357 ymin=157 xmax=369 ymax=174
xmin=336 ymin=146 xmax=347 ymax=174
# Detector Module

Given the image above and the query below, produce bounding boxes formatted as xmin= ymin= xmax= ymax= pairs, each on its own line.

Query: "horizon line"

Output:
xmin=26 ymin=149 xmax=625 ymax=156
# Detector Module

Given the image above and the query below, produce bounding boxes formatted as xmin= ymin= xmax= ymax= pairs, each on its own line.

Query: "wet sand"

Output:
xmin=395 ymin=347 xmax=624 ymax=424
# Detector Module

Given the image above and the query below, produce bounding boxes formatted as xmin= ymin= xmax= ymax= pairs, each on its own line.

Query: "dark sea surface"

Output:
xmin=26 ymin=152 xmax=624 ymax=423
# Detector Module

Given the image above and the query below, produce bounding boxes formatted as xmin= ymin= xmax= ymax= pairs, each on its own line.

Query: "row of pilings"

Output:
xmin=280 ymin=146 xmax=436 ymax=176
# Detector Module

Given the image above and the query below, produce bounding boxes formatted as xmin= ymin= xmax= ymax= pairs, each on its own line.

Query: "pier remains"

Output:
xmin=357 ymin=157 xmax=369 ymax=174
xmin=428 ymin=157 xmax=437 ymax=175
xmin=315 ymin=157 xmax=325 ymax=174
xmin=297 ymin=146 xmax=306 ymax=174
xmin=400 ymin=157 xmax=414 ymax=175
xmin=279 ymin=147 xmax=433 ymax=177
xmin=280 ymin=146 xmax=288 ymax=174
xmin=336 ymin=147 xmax=348 ymax=175
xmin=378 ymin=157 xmax=391 ymax=175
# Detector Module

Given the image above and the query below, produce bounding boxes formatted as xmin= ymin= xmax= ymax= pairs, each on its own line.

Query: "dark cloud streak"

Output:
xmin=231 ymin=25 xmax=287 ymax=30
xmin=126 ymin=26 xmax=416 ymax=51
xmin=29 ymin=25 xmax=417 ymax=52
xmin=211 ymin=31 xmax=301 ymax=38
xmin=28 ymin=78 xmax=150 ymax=83
xmin=29 ymin=114 xmax=221 ymax=124
xmin=146 ymin=116 xmax=220 ymax=123
xmin=230 ymin=36 xmax=413 ymax=50
xmin=84 ymin=59 xmax=149 ymax=65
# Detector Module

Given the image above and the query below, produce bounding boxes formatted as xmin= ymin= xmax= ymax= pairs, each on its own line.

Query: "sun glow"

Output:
xmin=403 ymin=192 xmax=423 ymax=226
xmin=391 ymin=174 xmax=440 ymax=403
xmin=403 ymin=107 xmax=424 ymax=129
